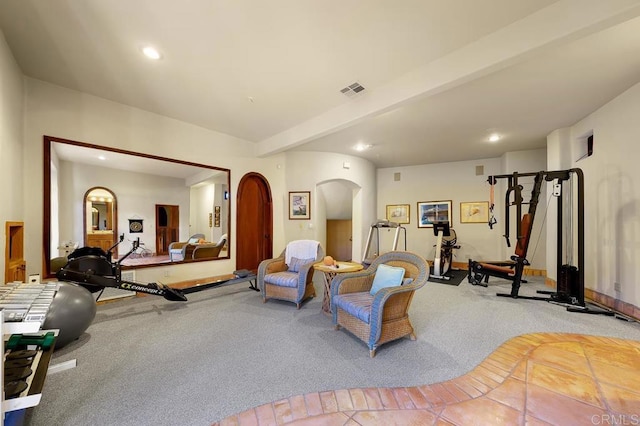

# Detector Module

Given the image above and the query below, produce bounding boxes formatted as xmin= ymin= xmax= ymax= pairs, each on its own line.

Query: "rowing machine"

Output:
xmin=56 ymin=235 xmax=187 ymax=302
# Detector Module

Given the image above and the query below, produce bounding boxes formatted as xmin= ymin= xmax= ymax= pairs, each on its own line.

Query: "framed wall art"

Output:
xmin=417 ymin=200 xmax=452 ymax=228
xmin=386 ymin=204 xmax=410 ymax=224
xmin=214 ymin=206 xmax=221 ymax=227
xmin=128 ymin=218 xmax=143 ymax=233
xmin=460 ymin=201 xmax=489 ymax=224
xmin=289 ymin=191 xmax=311 ymax=220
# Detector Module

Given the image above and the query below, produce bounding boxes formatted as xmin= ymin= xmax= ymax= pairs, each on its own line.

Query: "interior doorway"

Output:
xmin=156 ymin=205 xmax=179 ymax=255
xmin=236 ymin=173 xmax=272 ymax=271
xmin=326 ymin=220 xmax=352 ymax=261
xmin=318 ymin=179 xmax=359 ymax=261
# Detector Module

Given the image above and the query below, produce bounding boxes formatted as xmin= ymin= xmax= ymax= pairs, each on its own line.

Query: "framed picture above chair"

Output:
xmin=289 ymin=191 xmax=311 ymax=220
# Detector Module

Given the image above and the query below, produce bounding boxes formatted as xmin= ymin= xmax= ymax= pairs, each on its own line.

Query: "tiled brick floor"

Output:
xmin=214 ymin=333 xmax=640 ymax=425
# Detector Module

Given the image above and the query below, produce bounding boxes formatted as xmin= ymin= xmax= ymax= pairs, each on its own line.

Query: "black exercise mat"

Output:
xmin=427 ymin=268 xmax=467 ymax=286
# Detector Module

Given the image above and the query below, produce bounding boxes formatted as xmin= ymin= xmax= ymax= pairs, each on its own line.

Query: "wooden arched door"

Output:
xmin=236 ymin=173 xmax=273 ymax=272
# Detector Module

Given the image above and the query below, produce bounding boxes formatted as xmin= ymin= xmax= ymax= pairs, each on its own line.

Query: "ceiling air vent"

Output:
xmin=340 ymin=82 xmax=366 ymax=98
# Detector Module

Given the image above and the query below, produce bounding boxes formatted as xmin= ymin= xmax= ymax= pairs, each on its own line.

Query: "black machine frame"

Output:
xmin=468 ymin=168 xmax=612 ymax=315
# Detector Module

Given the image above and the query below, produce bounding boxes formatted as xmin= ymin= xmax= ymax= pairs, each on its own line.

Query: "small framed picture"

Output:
xmin=460 ymin=201 xmax=489 ymax=224
xmin=289 ymin=191 xmax=311 ymax=220
xmin=386 ymin=204 xmax=410 ymax=224
xmin=128 ymin=219 xmax=144 ymax=233
xmin=417 ymin=200 xmax=452 ymax=228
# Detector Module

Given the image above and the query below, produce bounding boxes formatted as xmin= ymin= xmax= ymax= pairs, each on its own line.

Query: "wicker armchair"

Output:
xmin=331 ymin=251 xmax=428 ymax=357
xmin=257 ymin=240 xmax=324 ymax=309
xmin=168 ymin=233 xmax=205 ymax=261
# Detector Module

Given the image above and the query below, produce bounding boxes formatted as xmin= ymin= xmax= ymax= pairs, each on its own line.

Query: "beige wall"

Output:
xmin=377 ymin=157 xmax=508 ymax=264
xmin=549 ymin=81 xmax=640 ymax=307
xmin=284 ymin=151 xmax=377 ymax=262
xmin=0 ymin=30 xmax=24 ymax=278
xmin=22 ymin=78 xmax=283 ymax=283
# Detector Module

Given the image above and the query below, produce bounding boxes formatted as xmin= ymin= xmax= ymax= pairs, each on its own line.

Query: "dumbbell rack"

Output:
xmin=1 ymin=282 xmax=59 ymax=424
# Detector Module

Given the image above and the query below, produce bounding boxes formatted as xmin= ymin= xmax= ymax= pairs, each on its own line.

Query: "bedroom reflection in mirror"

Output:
xmin=43 ymin=135 xmax=231 ymax=277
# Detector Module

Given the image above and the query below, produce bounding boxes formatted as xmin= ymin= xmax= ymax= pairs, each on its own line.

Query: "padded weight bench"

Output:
xmin=468 ymin=213 xmax=532 ymax=298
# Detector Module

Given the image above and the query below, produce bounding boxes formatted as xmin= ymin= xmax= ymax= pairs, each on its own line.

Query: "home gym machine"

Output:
xmin=467 ymin=171 xmax=543 ymax=294
xmin=362 ymin=220 xmax=407 ymax=267
xmin=429 ymin=221 xmax=460 ymax=280
xmin=57 ymin=235 xmax=188 ymax=302
xmin=468 ymin=168 xmax=612 ymax=315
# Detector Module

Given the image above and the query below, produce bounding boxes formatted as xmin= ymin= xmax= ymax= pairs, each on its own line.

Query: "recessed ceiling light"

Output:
xmin=488 ymin=133 xmax=500 ymax=142
xmin=142 ymin=46 xmax=161 ymax=60
xmin=354 ymin=143 xmax=373 ymax=152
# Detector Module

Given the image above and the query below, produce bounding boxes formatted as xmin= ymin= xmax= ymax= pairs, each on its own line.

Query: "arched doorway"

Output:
xmin=236 ymin=173 xmax=273 ymax=271
xmin=84 ymin=187 xmax=118 ymax=256
xmin=317 ymin=179 xmax=360 ymax=261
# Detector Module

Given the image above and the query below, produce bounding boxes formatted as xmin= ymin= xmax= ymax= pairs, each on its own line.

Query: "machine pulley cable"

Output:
xmin=529 ymin=190 xmax=555 ymax=266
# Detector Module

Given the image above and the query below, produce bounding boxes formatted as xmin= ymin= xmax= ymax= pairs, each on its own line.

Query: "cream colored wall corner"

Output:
xmin=548 ymin=81 xmax=640 ymax=308
xmin=0 ymin=30 xmax=24 ymax=280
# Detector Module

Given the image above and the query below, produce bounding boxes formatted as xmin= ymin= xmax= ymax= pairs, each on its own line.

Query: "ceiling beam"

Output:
xmin=257 ymin=0 xmax=640 ymax=157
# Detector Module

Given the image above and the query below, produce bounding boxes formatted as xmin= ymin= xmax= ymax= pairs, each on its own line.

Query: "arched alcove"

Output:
xmin=317 ymin=179 xmax=361 ymax=261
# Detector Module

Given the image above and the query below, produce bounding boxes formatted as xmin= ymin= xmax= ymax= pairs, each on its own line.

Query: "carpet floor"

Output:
xmin=27 ymin=275 xmax=640 ymax=425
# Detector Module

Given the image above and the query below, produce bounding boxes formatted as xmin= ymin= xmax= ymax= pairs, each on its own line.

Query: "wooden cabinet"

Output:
xmin=87 ymin=233 xmax=115 ymax=252
xmin=5 ymin=222 xmax=26 ymax=283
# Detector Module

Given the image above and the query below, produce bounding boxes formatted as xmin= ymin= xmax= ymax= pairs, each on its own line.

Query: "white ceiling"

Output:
xmin=2 ymin=0 xmax=640 ymax=168
xmin=52 ymin=142 xmax=227 ymax=182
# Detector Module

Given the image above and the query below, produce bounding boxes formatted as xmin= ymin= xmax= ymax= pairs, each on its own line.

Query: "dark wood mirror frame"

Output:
xmin=43 ymin=135 xmax=231 ymax=278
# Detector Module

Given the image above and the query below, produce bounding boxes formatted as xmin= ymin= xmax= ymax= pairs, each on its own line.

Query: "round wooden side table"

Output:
xmin=313 ymin=261 xmax=364 ymax=314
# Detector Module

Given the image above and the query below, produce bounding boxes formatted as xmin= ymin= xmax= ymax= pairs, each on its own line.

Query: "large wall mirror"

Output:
xmin=43 ymin=135 xmax=231 ymax=277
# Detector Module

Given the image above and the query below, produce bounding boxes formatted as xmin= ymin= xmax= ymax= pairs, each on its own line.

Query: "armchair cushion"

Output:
xmin=370 ymin=264 xmax=405 ymax=295
xmin=333 ymin=292 xmax=374 ymax=323
xmin=263 ymin=271 xmax=299 ymax=288
xmin=288 ymin=256 xmax=315 ymax=273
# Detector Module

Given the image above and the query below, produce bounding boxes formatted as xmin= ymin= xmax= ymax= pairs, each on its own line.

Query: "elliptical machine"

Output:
xmin=57 ymin=235 xmax=187 ymax=302
xmin=429 ymin=221 xmax=460 ymax=280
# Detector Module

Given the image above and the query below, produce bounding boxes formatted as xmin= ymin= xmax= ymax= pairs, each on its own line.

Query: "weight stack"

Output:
xmin=557 ymin=264 xmax=579 ymax=301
